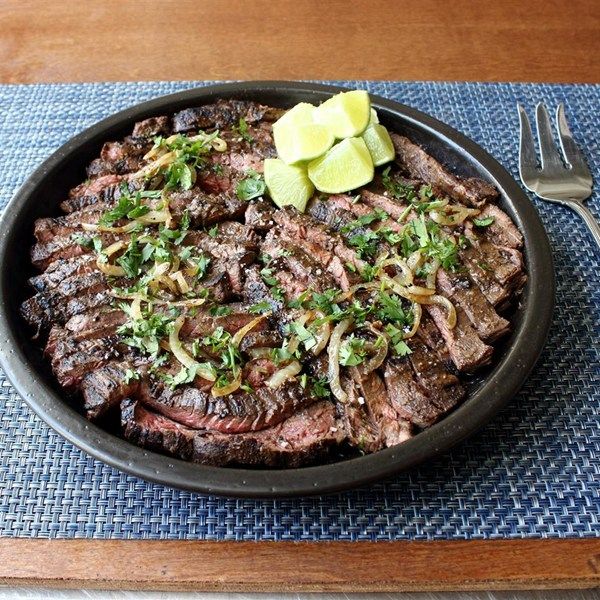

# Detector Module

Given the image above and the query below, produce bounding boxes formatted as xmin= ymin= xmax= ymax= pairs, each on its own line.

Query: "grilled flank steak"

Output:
xmin=21 ymin=98 xmax=526 ymax=467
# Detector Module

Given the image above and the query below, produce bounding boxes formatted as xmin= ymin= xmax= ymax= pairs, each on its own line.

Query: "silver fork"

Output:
xmin=517 ymin=102 xmax=599 ymax=248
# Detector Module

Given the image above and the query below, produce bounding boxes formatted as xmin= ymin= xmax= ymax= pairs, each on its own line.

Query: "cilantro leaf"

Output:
xmin=236 ymin=170 xmax=266 ymax=201
xmin=473 ymin=216 xmax=495 ymax=227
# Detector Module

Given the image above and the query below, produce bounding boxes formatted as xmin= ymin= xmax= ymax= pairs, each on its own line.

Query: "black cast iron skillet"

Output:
xmin=0 ymin=81 xmax=554 ymax=497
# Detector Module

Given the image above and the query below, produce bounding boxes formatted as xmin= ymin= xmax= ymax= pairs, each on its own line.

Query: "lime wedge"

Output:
xmin=273 ymin=102 xmax=316 ymax=130
xmin=369 ymin=108 xmax=379 ymax=125
xmin=264 ymin=158 xmax=315 ymax=212
xmin=314 ymin=90 xmax=371 ymax=139
xmin=274 ymin=123 xmax=335 ymax=165
xmin=361 ymin=123 xmax=395 ymax=166
xmin=307 ymin=137 xmax=374 ymax=193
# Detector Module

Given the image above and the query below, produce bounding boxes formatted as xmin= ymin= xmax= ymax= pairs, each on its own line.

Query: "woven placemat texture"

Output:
xmin=0 ymin=81 xmax=598 ymax=540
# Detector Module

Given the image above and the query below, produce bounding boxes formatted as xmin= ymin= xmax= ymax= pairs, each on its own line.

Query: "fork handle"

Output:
xmin=569 ymin=201 xmax=600 ymax=249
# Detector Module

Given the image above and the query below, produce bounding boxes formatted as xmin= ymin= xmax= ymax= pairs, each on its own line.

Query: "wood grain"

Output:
xmin=0 ymin=539 xmax=599 ymax=592
xmin=0 ymin=0 xmax=598 ymax=84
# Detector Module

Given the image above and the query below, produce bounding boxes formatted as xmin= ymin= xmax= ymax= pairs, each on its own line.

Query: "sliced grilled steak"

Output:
xmin=122 ymin=398 xmax=343 ymax=467
xmin=131 ymin=116 xmax=171 ymax=139
xmin=28 ymin=255 xmax=96 ymax=293
xmin=172 ymin=99 xmax=283 ymax=133
xmin=169 ymin=189 xmax=246 ymax=227
xmin=262 ymin=231 xmax=338 ymax=292
xmin=21 ymin=271 xmax=108 ymax=329
xmin=426 ymin=305 xmax=493 ymax=372
xmin=81 ymin=361 xmax=141 ymax=419
xmin=51 ymin=335 xmax=125 ymax=388
xmin=475 ymin=204 xmax=523 ymax=248
xmin=391 ymin=133 xmax=498 ymax=207
xmin=383 ymin=358 xmax=443 ymax=428
xmin=406 ymin=338 xmax=465 ymax=415
xmin=61 ymin=174 xmax=127 ymax=213
xmin=350 ymin=367 xmax=413 ymax=447
xmin=360 ymin=189 xmax=409 ymax=221
xmin=245 ymin=199 xmax=277 ymax=231
xmin=138 ymin=376 xmax=315 ymax=434
xmin=436 ymin=269 xmax=510 ymax=342
xmin=273 ymin=207 xmax=366 ymax=273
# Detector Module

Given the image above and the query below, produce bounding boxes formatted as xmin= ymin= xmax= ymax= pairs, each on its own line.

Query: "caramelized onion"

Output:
xmin=169 ymin=315 xmax=216 ymax=381
xmin=211 ymin=371 xmax=242 ymax=397
xmin=266 ymin=360 xmax=302 ymax=389
xmin=311 ymin=311 xmax=331 ymax=356
xmin=360 ymin=326 xmax=389 ymax=374
xmin=96 ymin=240 xmax=126 ymax=277
xmin=403 ymin=302 xmax=422 ymax=339
xmin=328 ymin=319 xmax=352 ymax=402
xmin=231 ymin=315 xmax=267 ymax=347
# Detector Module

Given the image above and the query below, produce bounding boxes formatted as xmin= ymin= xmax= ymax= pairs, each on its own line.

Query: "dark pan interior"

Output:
xmin=0 ymin=81 xmax=554 ymax=497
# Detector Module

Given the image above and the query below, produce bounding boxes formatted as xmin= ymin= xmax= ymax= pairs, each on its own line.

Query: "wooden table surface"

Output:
xmin=0 ymin=0 xmax=599 ymax=84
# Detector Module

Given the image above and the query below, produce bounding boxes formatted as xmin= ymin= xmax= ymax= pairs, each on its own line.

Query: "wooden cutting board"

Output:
xmin=0 ymin=539 xmax=599 ymax=591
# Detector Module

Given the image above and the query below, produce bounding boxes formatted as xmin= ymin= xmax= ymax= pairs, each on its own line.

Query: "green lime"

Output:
xmin=314 ymin=90 xmax=371 ymax=139
xmin=369 ymin=108 xmax=379 ymax=125
xmin=274 ymin=122 xmax=335 ymax=165
xmin=264 ymin=158 xmax=315 ymax=212
xmin=361 ymin=123 xmax=395 ymax=166
xmin=307 ymin=137 xmax=374 ymax=193
xmin=273 ymin=102 xmax=316 ymax=130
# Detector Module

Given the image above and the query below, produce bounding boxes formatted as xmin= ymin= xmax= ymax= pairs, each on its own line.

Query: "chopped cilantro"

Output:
xmin=233 ymin=117 xmax=254 ymax=143
xmin=473 ymin=216 xmax=495 ymax=227
xmin=384 ymin=323 xmax=413 ymax=356
xmin=338 ymin=335 xmax=367 ymax=367
xmin=209 ymin=305 xmax=233 ymax=317
xmin=236 ymin=170 xmax=266 ymax=201
xmin=249 ymin=301 xmax=272 ymax=314
xmin=123 ymin=369 xmax=140 ymax=384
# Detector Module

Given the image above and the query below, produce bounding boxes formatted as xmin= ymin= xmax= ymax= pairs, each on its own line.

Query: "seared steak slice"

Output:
xmin=138 ymin=376 xmax=315 ymax=433
xmin=475 ymin=204 xmax=524 ymax=249
xmin=406 ymin=338 xmax=465 ymax=415
xmin=463 ymin=223 xmax=525 ymax=289
xmin=336 ymin=377 xmax=382 ymax=453
xmin=29 ymin=255 xmax=96 ymax=293
xmin=426 ymin=305 xmax=493 ymax=372
xmin=180 ymin=307 xmax=268 ymax=338
xmin=273 ymin=208 xmax=366 ymax=273
xmin=33 ymin=205 xmax=110 ymax=244
xmin=122 ymin=398 xmax=342 ymax=467
xmin=81 ymin=361 xmax=141 ymax=419
xmin=172 ymin=99 xmax=283 ymax=133
xmin=326 ymin=194 xmax=405 ymax=234
xmin=131 ymin=116 xmax=171 ymax=139
xmin=360 ymin=189 xmax=410 ymax=221
xmin=416 ymin=313 xmax=452 ymax=366
xmin=262 ymin=231 xmax=338 ymax=292
xmin=51 ymin=335 xmax=124 ymax=388
xmin=243 ymin=266 xmax=285 ymax=313
xmin=436 ymin=269 xmax=510 ymax=342
xmin=350 ymin=367 xmax=412 ymax=447
xmin=47 ymin=309 xmax=127 ymax=353
xmin=169 ymin=189 xmax=246 ymax=226
xmin=273 ymin=226 xmax=360 ymax=291
xmin=121 ymin=399 xmax=195 ymax=460
xmin=245 ymin=199 xmax=276 ymax=231
xmin=21 ymin=271 xmax=108 ymax=329
xmin=383 ymin=359 xmax=443 ymax=428
xmin=239 ymin=330 xmax=282 ymax=352
xmin=31 ymin=231 xmax=125 ymax=270
xmin=391 ymin=133 xmax=498 ymax=207
xmin=61 ymin=174 xmax=126 ymax=213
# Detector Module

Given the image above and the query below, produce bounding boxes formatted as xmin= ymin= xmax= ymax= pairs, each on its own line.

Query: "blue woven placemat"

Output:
xmin=0 ymin=80 xmax=598 ymax=540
